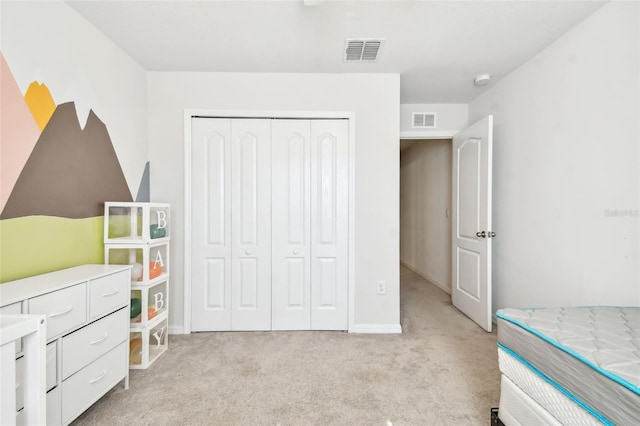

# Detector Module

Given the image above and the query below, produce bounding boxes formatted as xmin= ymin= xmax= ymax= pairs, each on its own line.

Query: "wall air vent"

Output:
xmin=412 ymin=112 xmax=437 ymax=129
xmin=344 ymin=39 xmax=384 ymax=62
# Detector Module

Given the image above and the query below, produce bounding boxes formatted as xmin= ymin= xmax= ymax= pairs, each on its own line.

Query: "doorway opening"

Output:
xmin=399 ymin=114 xmax=495 ymax=332
xmin=399 ymin=139 xmax=453 ymax=297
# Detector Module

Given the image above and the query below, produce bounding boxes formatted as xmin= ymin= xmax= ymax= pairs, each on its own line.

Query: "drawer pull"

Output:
xmin=49 ymin=306 xmax=73 ymax=318
xmin=89 ymin=370 xmax=108 ymax=384
xmin=102 ymin=289 xmax=119 ymax=297
xmin=89 ymin=333 xmax=109 ymax=345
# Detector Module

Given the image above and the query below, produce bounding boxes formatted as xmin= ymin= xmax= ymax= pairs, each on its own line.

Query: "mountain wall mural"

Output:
xmin=0 ymin=53 xmax=143 ymax=283
xmin=136 ymin=161 xmax=151 ymax=202
xmin=1 ymin=102 xmax=133 ymax=219
xmin=0 ymin=53 xmax=41 ymax=213
xmin=24 ymin=81 xmax=56 ymax=131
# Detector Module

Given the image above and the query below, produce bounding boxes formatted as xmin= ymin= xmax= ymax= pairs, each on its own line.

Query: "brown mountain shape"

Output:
xmin=1 ymin=102 xmax=133 ymax=219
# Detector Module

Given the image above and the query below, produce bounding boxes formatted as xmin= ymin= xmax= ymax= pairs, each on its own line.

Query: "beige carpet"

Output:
xmin=73 ymin=266 xmax=500 ymax=425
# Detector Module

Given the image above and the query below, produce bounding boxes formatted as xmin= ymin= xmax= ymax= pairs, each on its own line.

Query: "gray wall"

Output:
xmin=469 ymin=2 xmax=640 ymax=310
xmin=147 ymin=72 xmax=401 ymax=331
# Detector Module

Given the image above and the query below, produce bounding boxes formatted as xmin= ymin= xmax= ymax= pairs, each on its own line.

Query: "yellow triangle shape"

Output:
xmin=24 ymin=82 xmax=56 ymax=131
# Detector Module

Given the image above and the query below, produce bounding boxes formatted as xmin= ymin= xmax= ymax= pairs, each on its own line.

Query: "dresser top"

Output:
xmin=0 ymin=264 xmax=131 ymax=307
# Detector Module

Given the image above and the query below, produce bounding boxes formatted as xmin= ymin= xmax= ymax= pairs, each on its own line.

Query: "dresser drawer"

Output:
xmin=61 ymin=342 xmax=127 ymax=424
xmin=16 ymin=373 xmax=62 ymax=426
xmin=89 ymin=271 xmax=129 ymax=320
xmin=61 ymin=307 xmax=128 ymax=379
xmin=29 ymin=283 xmax=87 ymax=340
xmin=1 ymin=302 xmax=22 ymax=353
xmin=46 ymin=341 xmax=57 ymax=391
xmin=16 ymin=341 xmax=57 ymax=411
xmin=47 ymin=386 xmax=61 ymax=426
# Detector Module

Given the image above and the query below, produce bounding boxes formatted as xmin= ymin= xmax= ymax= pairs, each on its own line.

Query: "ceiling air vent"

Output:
xmin=344 ymin=39 xmax=384 ymax=62
xmin=412 ymin=112 xmax=437 ymax=129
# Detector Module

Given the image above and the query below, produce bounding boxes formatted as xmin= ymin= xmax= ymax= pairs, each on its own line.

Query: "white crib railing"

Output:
xmin=0 ymin=314 xmax=46 ymax=425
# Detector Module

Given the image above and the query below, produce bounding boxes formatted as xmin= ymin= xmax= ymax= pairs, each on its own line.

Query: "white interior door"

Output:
xmin=272 ymin=119 xmax=349 ymax=331
xmin=272 ymin=120 xmax=312 ymax=330
xmin=190 ymin=118 xmax=271 ymax=331
xmin=452 ymin=115 xmax=493 ymax=332
xmin=230 ymin=119 xmax=271 ymax=331
xmin=310 ymin=120 xmax=349 ymax=330
xmin=190 ymin=118 xmax=232 ymax=331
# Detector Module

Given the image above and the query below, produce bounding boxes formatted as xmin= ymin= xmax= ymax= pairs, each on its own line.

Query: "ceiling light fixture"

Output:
xmin=474 ymin=74 xmax=491 ymax=86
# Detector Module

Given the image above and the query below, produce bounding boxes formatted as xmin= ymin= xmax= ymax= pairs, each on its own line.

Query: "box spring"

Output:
xmin=496 ymin=307 xmax=640 ymax=425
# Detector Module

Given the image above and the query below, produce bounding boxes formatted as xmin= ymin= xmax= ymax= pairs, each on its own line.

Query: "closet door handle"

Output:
xmin=293 ymin=250 xmax=299 ymax=255
xmin=245 ymin=250 xmax=251 ymax=255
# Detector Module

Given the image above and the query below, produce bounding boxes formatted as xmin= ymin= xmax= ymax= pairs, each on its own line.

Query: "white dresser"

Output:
xmin=0 ymin=264 xmax=131 ymax=425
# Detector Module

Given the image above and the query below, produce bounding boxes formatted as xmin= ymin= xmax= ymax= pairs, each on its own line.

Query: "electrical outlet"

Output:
xmin=376 ymin=280 xmax=386 ymax=295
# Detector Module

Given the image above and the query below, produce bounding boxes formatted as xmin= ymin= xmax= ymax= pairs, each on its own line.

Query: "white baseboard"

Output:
xmin=171 ymin=324 xmax=402 ymax=334
xmin=349 ymin=324 xmax=402 ymax=334
xmin=169 ymin=325 xmax=185 ymax=335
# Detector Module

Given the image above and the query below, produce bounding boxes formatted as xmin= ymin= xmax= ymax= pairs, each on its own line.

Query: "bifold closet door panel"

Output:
xmin=310 ymin=120 xmax=349 ymax=330
xmin=190 ymin=118 xmax=233 ymax=331
xmin=191 ymin=117 xmax=347 ymax=332
xmin=230 ymin=119 xmax=272 ymax=331
xmin=271 ymin=120 xmax=312 ymax=330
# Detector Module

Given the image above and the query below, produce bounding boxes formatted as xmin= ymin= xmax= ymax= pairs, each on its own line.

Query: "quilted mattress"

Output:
xmin=496 ymin=307 xmax=640 ymax=425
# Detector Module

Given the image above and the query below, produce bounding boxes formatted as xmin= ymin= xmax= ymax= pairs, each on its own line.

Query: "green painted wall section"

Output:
xmin=0 ymin=216 xmax=104 ymax=283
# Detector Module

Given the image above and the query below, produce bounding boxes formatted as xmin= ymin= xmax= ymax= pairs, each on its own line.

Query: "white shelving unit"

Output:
xmin=104 ymin=202 xmax=170 ymax=369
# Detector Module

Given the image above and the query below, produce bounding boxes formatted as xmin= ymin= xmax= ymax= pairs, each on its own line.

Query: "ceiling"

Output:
xmin=66 ymin=0 xmax=606 ymax=104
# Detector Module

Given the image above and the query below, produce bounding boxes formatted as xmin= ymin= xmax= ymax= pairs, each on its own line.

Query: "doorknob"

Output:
xmin=293 ymin=250 xmax=299 ymax=255
xmin=245 ymin=250 xmax=251 ymax=255
xmin=488 ymin=231 xmax=496 ymax=238
xmin=476 ymin=231 xmax=486 ymax=238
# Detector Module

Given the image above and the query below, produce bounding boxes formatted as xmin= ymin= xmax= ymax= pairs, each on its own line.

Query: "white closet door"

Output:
xmin=310 ymin=120 xmax=349 ymax=330
xmin=271 ymin=120 xmax=311 ymax=330
xmin=190 ymin=118 xmax=232 ymax=331
xmin=191 ymin=117 xmax=347 ymax=332
xmin=230 ymin=119 xmax=272 ymax=331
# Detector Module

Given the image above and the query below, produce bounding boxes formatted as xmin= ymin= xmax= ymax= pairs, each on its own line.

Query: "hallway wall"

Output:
xmin=400 ymin=139 xmax=452 ymax=293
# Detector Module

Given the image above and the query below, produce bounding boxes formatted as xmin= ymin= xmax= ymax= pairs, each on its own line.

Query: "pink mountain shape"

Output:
xmin=1 ymin=53 xmax=41 ymax=214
